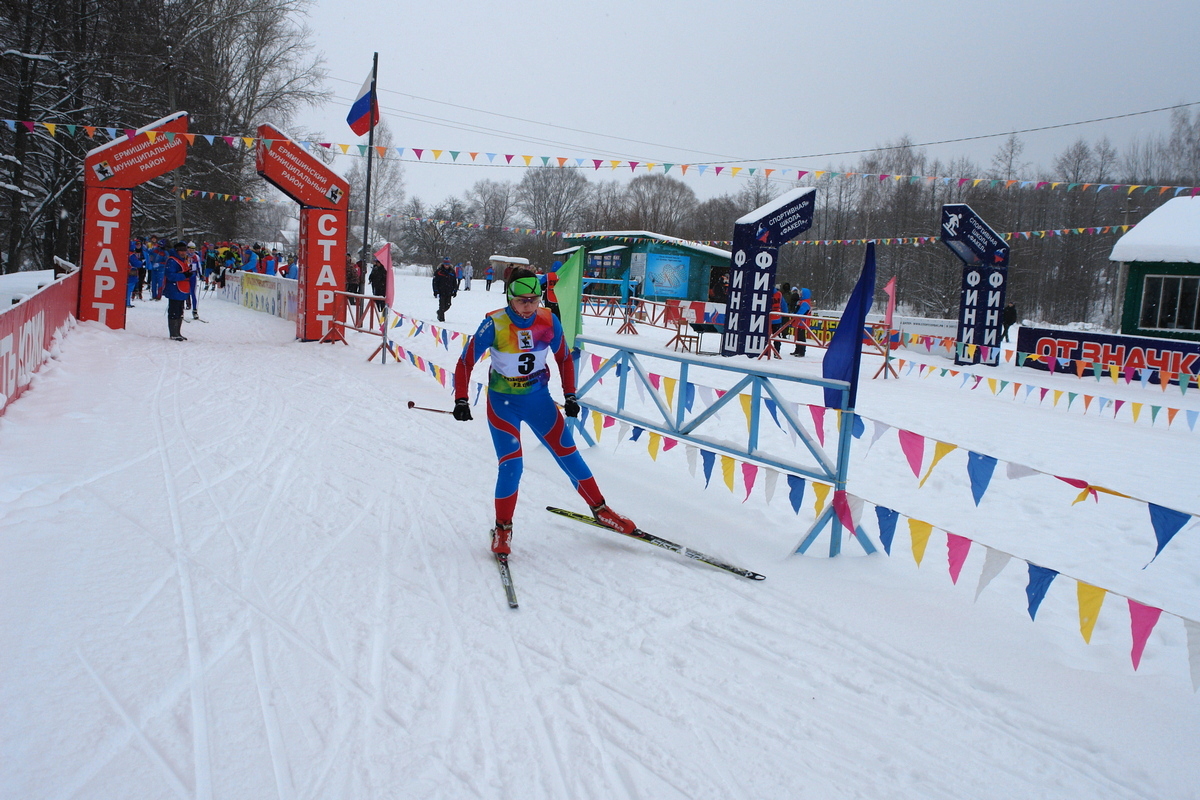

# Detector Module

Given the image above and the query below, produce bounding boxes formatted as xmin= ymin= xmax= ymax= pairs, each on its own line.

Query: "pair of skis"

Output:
xmin=494 ymin=507 xmax=766 ymax=608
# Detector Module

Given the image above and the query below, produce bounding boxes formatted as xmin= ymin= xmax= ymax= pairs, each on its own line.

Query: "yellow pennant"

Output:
xmin=610 ymin=160 xmax=621 ymax=170
xmin=146 ymin=130 xmax=157 ymax=143
xmin=1077 ymin=582 xmax=1106 ymax=643
xmin=720 ymin=456 xmax=735 ymax=492
xmin=338 ymin=143 xmax=350 ymax=154
xmin=739 ymin=393 xmax=752 ymax=432
xmin=431 ymin=150 xmax=443 ymax=160
xmin=918 ymin=441 xmax=957 ymax=488
xmin=592 ymin=410 xmax=603 ymax=441
xmin=1131 ymin=402 xmax=1142 ymax=423
xmin=243 ymin=137 xmax=255 ymax=149
xmin=730 ymin=167 xmax=741 ymax=178
xmin=663 ymin=377 xmax=677 ymax=410
xmin=648 ymin=432 xmax=661 ymax=461
xmin=986 ymin=378 xmax=997 ymax=395
xmin=909 ymin=519 xmax=933 ymax=566
xmin=1052 ymin=389 xmax=1063 ymax=406
xmin=1109 ymin=364 xmax=1120 ymax=383
xmin=42 ymin=122 xmax=57 ymax=136
xmin=812 ymin=482 xmax=830 ymax=516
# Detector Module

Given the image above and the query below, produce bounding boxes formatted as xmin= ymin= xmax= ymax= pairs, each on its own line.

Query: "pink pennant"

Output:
xmin=648 ymin=373 xmax=661 ymax=390
xmin=1047 ymin=356 xmax=1057 ymax=374
xmin=1039 ymin=387 xmax=1049 ymax=402
xmin=591 ymin=354 xmax=602 ymax=373
xmin=946 ymin=534 xmax=971 ymax=584
xmin=808 ymin=405 xmax=826 ymax=446
xmin=663 ymin=437 xmax=678 ymax=451
xmin=831 ymin=490 xmax=855 ymax=533
xmin=1128 ymin=599 xmax=1163 ymax=670
xmin=897 ymin=429 xmax=925 ymax=477
xmin=741 ymin=463 xmax=758 ymax=501
xmin=602 ymin=415 xmax=615 ymax=428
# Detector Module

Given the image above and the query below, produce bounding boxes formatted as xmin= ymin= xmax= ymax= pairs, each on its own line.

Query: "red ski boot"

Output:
xmin=491 ymin=522 xmax=513 ymax=555
xmin=590 ymin=503 xmax=636 ymax=534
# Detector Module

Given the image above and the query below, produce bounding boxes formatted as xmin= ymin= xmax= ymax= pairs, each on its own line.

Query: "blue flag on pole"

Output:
xmin=823 ymin=243 xmax=877 ymax=408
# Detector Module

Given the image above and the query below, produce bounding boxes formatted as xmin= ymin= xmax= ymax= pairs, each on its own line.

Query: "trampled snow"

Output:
xmin=2 ymin=276 xmax=1198 ymax=799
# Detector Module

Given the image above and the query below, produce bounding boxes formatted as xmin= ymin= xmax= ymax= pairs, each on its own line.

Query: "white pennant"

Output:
xmin=616 ymin=422 xmax=631 ymax=447
xmin=867 ymin=421 xmax=891 ymax=454
xmin=698 ymin=385 xmax=715 ymax=407
xmin=974 ymin=547 xmax=1011 ymax=602
xmin=686 ymin=445 xmax=698 ymax=477
xmin=763 ymin=468 xmax=778 ymax=503
xmin=1006 ymin=462 xmax=1039 ymax=480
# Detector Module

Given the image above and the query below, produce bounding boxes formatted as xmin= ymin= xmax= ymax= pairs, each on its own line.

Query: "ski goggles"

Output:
xmin=506 ymin=276 xmax=541 ymax=299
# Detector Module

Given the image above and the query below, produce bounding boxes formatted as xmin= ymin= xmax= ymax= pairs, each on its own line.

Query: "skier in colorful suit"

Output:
xmin=452 ymin=268 xmax=636 ymax=554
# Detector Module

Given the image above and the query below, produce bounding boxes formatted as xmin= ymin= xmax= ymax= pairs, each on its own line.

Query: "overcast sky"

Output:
xmin=291 ymin=0 xmax=1200 ymax=211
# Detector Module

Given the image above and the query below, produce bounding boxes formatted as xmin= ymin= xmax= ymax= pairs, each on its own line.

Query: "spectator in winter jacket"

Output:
xmin=127 ymin=241 xmax=142 ymax=308
xmin=163 ymin=241 xmax=194 ymax=341
xmin=432 ymin=259 xmax=457 ymax=322
xmin=369 ymin=259 xmax=388 ymax=313
xmin=792 ymin=288 xmax=812 ymax=356
xmin=484 ymin=264 xmax=495 ymax=291
xmin=461 ymin=261 xmax=473 ymax=291
xmin=1002 ymin=301 xmax=1018 ymax=342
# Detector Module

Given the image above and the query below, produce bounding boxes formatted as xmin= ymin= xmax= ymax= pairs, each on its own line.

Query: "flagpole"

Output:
xmin=361 ymin=51 xmax=377 ymax=268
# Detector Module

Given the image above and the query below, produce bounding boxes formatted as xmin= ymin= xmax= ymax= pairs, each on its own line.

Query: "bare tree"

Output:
xmin=988 ymin=134 xmax=1029 ymax=181
xmin=514 ymin=166 xmax=590 ymax=232
xmin=623 ymin=173 xmax=697 ymax=236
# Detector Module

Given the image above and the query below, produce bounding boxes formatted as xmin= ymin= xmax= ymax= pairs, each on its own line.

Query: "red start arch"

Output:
xmin=254 ymin=124 xmax=349 ymax=341
xmin=80 ymin=112 xmax=189 ymax=329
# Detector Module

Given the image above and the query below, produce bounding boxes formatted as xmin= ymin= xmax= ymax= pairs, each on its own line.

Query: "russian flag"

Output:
xmin=346 ymin=70 xmax=379 ymax=136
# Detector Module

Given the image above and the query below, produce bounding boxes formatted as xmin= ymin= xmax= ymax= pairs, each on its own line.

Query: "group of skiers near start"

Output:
xmin=127 ymin=237 xmax=294 ymax=341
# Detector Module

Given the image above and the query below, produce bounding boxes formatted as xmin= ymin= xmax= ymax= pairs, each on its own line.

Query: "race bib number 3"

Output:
xmin=491 ymin=348 xmax=548 ymax=378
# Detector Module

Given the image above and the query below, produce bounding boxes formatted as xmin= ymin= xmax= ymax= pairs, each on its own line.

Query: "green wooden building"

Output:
xmin=1110 ymin=197 xmax=1200 ymax=343
xmin=559 ymin=231 xmax=732 ymax=303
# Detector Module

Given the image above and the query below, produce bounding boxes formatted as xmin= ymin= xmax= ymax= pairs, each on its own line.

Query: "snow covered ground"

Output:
xmin=2 ymin=276 xmax=1198 ymax=799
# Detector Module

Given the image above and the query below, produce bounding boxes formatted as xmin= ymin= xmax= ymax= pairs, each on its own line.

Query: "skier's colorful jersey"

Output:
xmin=455 ymin=306 xmax=576 ymax=396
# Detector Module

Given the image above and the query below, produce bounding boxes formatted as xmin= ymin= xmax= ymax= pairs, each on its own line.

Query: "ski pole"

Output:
xmin=407 ymin=400 xmax=452 ymax=414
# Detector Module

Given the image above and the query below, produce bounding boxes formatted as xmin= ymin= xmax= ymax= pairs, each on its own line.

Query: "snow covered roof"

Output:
xmin=489 ymin=255 xmax=530 ymax=265
xmin=552 ymin=246 xmax=583 ymax=255
xmin=565 ymin=231 xmax=732 ymax=260
xmin=1109 ymin=197 xmax=1200 ymax=264
xmin=590 ymin=245 xmax=628 ymax=254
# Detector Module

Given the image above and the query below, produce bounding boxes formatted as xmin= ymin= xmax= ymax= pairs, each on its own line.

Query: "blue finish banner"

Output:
xmin=722 ymin=187 xmax=815 ymax=356
xmin=941 ymin=204 xmax=1008 ymax=366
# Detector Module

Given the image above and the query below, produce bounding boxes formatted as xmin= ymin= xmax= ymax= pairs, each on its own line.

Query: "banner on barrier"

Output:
xmin=1017 ymin=326 xmax=1200 ymax=380
xmin=0 ymin=271 xmax=79 ymax=415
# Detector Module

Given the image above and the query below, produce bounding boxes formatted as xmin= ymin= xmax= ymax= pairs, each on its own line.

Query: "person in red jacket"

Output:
xmin=163 ymin=241 xmax=194 ymax=341
xmin=451 ymin=268 xmax=636 ymax=555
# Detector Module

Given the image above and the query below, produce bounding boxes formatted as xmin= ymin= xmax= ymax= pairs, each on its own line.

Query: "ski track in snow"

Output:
xmin=1 ymin=279 xmax=1198 ymax=799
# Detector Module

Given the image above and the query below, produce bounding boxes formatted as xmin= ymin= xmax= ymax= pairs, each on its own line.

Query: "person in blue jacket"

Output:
xmin=164 ymin=241 xmax=194 ymax=341
xmin=126 ymin=241 xmax=143 ymax=308
xmin=147 ymin=237 xmax=167 ymax=300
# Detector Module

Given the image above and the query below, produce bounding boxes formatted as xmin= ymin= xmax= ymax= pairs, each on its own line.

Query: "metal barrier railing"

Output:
xmin=571 ymin=334 xmax=874 ymax=556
